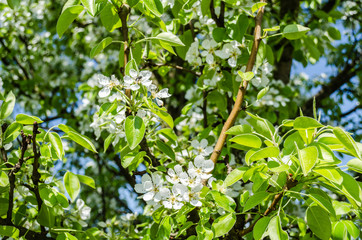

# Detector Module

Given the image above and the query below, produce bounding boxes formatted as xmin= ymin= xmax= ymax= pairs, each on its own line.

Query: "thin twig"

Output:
xmin=210 ymin=0 xmax=266 ymax=165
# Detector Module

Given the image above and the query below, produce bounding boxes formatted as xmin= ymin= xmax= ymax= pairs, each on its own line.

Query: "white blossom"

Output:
xmin=215 ymin=41 xmax=241 ymax=67
xmin=183 ymin=184 xmax=203 ymax=207
xmin=166 ymin=165 xmax=185 ymax=184
xmin=180 ymin=171 xmax=202 ymax=188
xmin=201 ymin=39 xmax=218 ymax=60
xmin=186 ymin=40 xmax=202 ymax=66
xmin=191 ymin=139 xmax=213 ymax=156
xmin=161 ymin=184 xmax=187 ymax=210
xmin=97 ymin=74 xmax=120 ymax=98
xmin=148 ymin=84 xmax=171 ymax=106
xmin=188 ymin=155 xmax=214 ymax=179
xmin=135 ymin=173 xmax=164 ymax=202
xmin=124 ymin=69 xmax=152 ymax=90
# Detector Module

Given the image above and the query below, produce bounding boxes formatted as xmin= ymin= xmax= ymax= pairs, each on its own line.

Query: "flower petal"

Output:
xmin=99 ymin=87 xmax=111 ymax=98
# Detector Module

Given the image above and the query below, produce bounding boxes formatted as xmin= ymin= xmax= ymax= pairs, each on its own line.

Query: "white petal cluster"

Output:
xmin=191 ymin=139 xmax=213 ymax=156
xmin=148 ymin=84 xmax=171 ymax=107
xmin=215 ymin=41 xmax=241 ymax=68
xmin=135 ymin=156 xmax=214 ymax=210
xmin=97 ymin=74 xmax=120 ymax=98
xmin=124 ymin=69 xmax=152 ymax=90
xmin=186 ymin=40 xmax=202 ymax=67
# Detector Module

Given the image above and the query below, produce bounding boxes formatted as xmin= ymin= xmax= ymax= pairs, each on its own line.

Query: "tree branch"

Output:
xmin=0 ymin=218 xmax=54 ymax=240
xmin=210 ymin=0 xmax=265 ymax=165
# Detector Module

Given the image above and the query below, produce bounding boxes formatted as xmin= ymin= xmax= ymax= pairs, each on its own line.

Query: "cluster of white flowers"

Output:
xmin=135 ymin=155 xmax=214 ymax=210
xmin=89 ymin=70 xmax=171 ymax=144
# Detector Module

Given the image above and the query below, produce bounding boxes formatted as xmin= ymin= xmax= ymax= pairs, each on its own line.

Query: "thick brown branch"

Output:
xmin=210 ymin=0 xmax=225 ymax=28
xmin=0 ymin=218 xmax=54 ymax=240
xmin=210 ymin=1 xmax=265 ymax=165
xmin=202 ymin=90 xmax=208 ymax=128
xmin=140 ymin=138 xmax=159 ymax=167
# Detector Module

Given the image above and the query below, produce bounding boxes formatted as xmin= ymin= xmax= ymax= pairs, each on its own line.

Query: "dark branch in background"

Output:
xmin=31 ymin=122 xmax=46 ymax=236
xmin=7 ymin=131 xmax=29 ymax=224
xmin=95 ymin=154 xmax=107 ymax=222
xmin=210 ymin=1 xmax=265 ymax=165
xmin=202 ymin=90 xmax=208 ymax=128
xmin=210 ymin=0 xmax=225 ymax=28
xmin=302 ymin=60 xmax=357 ymax=116
xmin=341 ymin=103 xmax=361 ymax=117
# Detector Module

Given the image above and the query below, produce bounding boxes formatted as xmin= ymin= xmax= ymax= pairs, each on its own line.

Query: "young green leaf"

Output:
xmin=56 ymin=5 xmax=84 ymax=38
xmin=3 ymin=122 xmax=22 ymax=144
xmin=282 ymin=24 xmax=310 ymax=40
xmin=0 ymin=226 xmax=19 ymax=238
xmin=267 ymin=215 xmax=288 ymax=240
xmin=90 ymin=37 xmax=113 ymax=58
xmin=37 ymin=204 xmax=55 ymax=228
xmin=293 ymin=116 xmax=323 ymax=130
xmin=64 ymin=171 xmax=80 ymax=201
xmin=298 ymin=146 xmax=318 ymax=176
xmin=237 ymin=71 xmax=254 ymax=81
xmin=156 ymin=140 xmax=175 ymax=160
xmin=124 ymin=116 xmax=146 ymax=150
xmin=251 ymin=2 xmax=267 ymax=13
xmin=153 ymin=32 xmax=185 ymax=46
xmin=246 ymin=146 xmax=279 ymax=165
xmin=309 ymin=193 xmax=336 ymax=218
xmin=16 ymin=114 xmax=43 ymax=124
xmin=253 ymin=217 xmax=271 ymax=240
xmin=100 ymin=2 xmax=122 ymax=32
xmin=347 ymin=158 xmax=362 ymax=173
xmin=224 ymin=167 xmax=247 ymax=187
xmin=212 ymin=213 xmax=236 ymax=237
xmin=225 ymin=124 xmax=252 ymax=135
xmin=58 ymin=124 xmax=98 ymax=153
xmin=243 ymin=191 xmax=269 ymax=212
xmin=0 ymin=91 xmax=15 ymax=119
xmin=144 ymin=0 xmax=163 ymax=17
xmin=150 ymin=108 xmax=174 ymax=128
xmin=49 ymin=132 xmax=64 ymax=161
xmin=81 ymin=0 xmax=95 ymax=16
xmin=306 ymin=206 xmax=332 ymax=240
xmin=210 ymin=191 xmax=236 ymax=213
xmin=77 ymin=174 xmax=96 ymax=189
xmin=229 ymin=134 xmax=262 ymax=148
xmin=257 ymin=86 xmax=269 ymax=101
xmin=333 ymin=127 xmax=361 ymax=159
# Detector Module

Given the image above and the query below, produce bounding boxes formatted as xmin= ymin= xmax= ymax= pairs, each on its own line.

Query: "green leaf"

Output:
xmin=306 ymin=206 xmax=331 ymax=240
xmin=251 ymin=2 xmax=267 ymax=13
xmin=15 ymin=114 xmax=43 ymax=124
xmin=56 ymin=5 xmax=84 ymax=38
xmin=212 ymin=213 xmax=236 ymax=237
xmin=210 ymin=191 xmax=235 ymax=212
xmin=58 ymin=124 xmax=98 ymax=153
xmin=49 ymin=132 xmax=64 ymax=160
xmin=122 ymin=151 xmax=146 ymax=169
xmin=212 ymin=27 xmax=226 ymax=42
xmin=0 ymin=226 xmax=19 ymax=238
xmin=229 ymin=134 xmax=262 ymax=148
xmin=268 ymin=216 xmax=288 ymax=240
xmin=158 ymin=215 xmax=171 ymax=239
xmin=64 ymin=171 xmax=80 ymax=201
xmin=150 ymin=108 xmax=174 ymax=128
xmin=144 ymin=0 xmax=163 ymax=17
xmin=156 ymin=140 xmax=175 ymax=160
xmin=153 ymin=32 xmax=184 ymax=46
xmin=237 ymin=71 xmax=254 ymax=81
xmin=90 ymin=37 xmax=113 ymax=58
xmin=333 ymin=127 xmax=361 ymax=159
xmin=253 ymin=217 xmax=270 ymax=240
xmin=224 ymin=167 xmax=246 ymax=187
xmin=81 ymin=0 xmax=95 ymax=16
xmin=37 ymin=204 xmax=55 ymax=228
xmin=243 ymin=191 xmax=269 ymax=212
xmin=0 ymin=171 xmax=9 ymax=188
xmin=103 ymin=133 xmax=115 ymax=153
xmin=327 ymin=27 xmax=341 ymax=40
xmin=232 ymin=14 xmax=249 ymax=43
xmin=124 ymin=116 xmax=146 ymax=150
xmin=246 ymin=146 xmax=279 ymax=165
xmin=0 ymin=91 xmax=15 ymax=119
xmin=347 ymin=158 xmax=362 ymax=173
xmin=100 ymin=3 xmax=122 ymax=32
xmin=257 ymin=86 xmax=269 ymax=100
xmin=298 ymin=146 xmax=318 ymax=176
xmin=56 ymin=232 xmax=78 ymax=240
xmin=77 ymin=174 xmax=96 ymax=189
xmin=309 ymin=193 xmax=336 ymax=218
xmin=225 ymin=124 xmax=252 ymax=135
xmin=282 ymin=24 xmax=310 ymax=40
xmin=313 ymin=168 xmax=343 ymax=185
xmin=293 ymin=116 xmax=323 ymax=130
xmin=3 ymin=122 xmax=22 ymax=144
